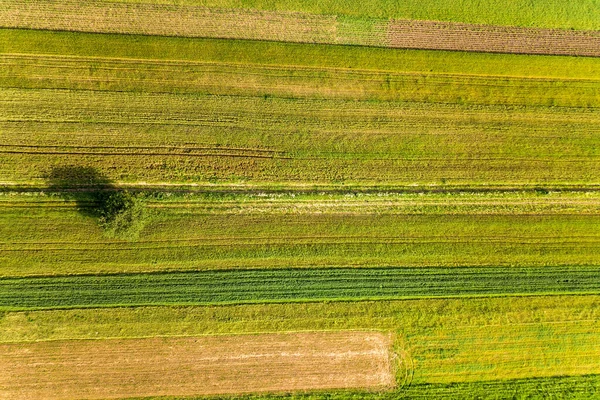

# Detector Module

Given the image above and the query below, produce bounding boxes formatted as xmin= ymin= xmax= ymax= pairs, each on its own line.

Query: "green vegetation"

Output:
xmin=2 ymin=266 xmax=600 ymax=310
xmin=2 ymin=0 xmax=600 ymax=394
xmin=4 ymin=29 xmax=600 ymax=79
xmin=106 ymin=0 xmax=600 ymax=30
xmin=45 ymin=166 xmax=148 ymax=239
xmin=2 ymin=296 xmax=600 ymax=385
xmin=2 ymin=192 xmax=600 ymax=277
xmin=97 ymin=191 xmax=147 ymax=240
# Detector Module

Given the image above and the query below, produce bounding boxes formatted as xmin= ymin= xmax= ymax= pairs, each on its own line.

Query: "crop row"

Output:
xmin=2 ymin=1 xmax=600 ymax=56
xmin=1 ymin=266 xmax=600 ymax=309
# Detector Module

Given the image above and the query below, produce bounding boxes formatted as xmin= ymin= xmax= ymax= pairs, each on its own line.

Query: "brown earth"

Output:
xmin=386 ymin=19 xmax=600 ymax=57
xmin=0 ymin=331 xmax=394 ymax=400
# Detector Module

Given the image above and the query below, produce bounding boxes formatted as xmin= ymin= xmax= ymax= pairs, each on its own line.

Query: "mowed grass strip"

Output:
xmin=2 ymin=193 xmax=600 ymax=276
xmin=2 ymin=88 xmax=600 ymax=186
xmin=1 ymin=267 xmax=599 ymax=310
xmin=2 ymin=296 xmax=600 ymax=385
xmin=198 ymin=375 xmax=600 ymax=399
xmin=0 ymin=331 xmax=394 ymax=399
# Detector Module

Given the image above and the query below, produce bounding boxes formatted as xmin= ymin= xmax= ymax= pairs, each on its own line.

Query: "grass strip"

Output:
xmin=1 ymin=266 xmax=599 ymax=310
xmin=2 ymin=296 xmax=600 ymax=385
xmin=3 ymin=29 xmax=600 ymax=80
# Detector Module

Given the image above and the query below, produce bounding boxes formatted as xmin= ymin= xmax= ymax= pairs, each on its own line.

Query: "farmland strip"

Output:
xmin=2 ymin=194 xmax=600 ymax=277
xmin=2 ymin=1 xmax=600 ymax=56
xmin=1 ymin=266 xmax=599 ymax=310
xmin=0 ymin=332 xmax=394 ymax=399
xmin=3 ymin=296 xmax=600 ymax=385
xmin=4 ymin=30 xmax=600 ymax=81
xmin=2 ymin=88 xmax=600 ymax=187
xmin=384 ymin=20 xmax=600 ymax=57
xmin=3 ymin=53 xmax=600 ymax=107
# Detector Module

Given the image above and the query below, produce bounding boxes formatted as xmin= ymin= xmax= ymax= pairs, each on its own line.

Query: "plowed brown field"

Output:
xmin=386 ymin=19 xmax=600 ymax=56
xmin=0 ymin=331 xmax=394 ymax=400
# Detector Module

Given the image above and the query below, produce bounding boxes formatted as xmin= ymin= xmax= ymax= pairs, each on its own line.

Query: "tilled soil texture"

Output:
xmin=386 ymin=19 xmax=600 ymax=57
xmin=0 ymin=331 xmax=395 ymax=400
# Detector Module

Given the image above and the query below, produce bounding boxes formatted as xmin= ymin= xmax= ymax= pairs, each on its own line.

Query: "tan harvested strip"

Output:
xmin=0 ymin=331 xmax=394 ymax=400
xmin=2 ymin=0 xmax=600 ymax=56
xmin=385 ymin=20 xmax=600 ymax=57
xmin=0 ymin=0 xmax=337 ymax=43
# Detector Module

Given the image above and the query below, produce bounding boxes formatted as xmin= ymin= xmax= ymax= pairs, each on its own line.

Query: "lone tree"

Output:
xmin=98 ymin=190 xmax=147 ymax=240
xmin=46 ymin=166 xmax=147 ymax=240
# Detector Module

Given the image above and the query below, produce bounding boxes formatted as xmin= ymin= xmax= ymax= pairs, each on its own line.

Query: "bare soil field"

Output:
xmin=0 ymin=331 xmax=394 ymax=400
xmin=386 ymin=19 xmax=600 ymax=57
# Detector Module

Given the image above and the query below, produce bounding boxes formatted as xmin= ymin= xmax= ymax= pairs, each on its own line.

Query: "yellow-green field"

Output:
xmin=1 ymin=0 xmax=599 ymax=398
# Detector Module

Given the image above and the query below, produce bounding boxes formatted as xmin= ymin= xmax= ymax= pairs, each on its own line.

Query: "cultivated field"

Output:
xmin=2 ymin=192 xmax=600 ymax=276
xmin=2 ymin=297 xmax=600 ymax=388
xmin=3 ymin=1 xmax=600 ymax=56
xmin=1 ymin=0 xmax=599 ymax=398
xmin=1 ymin=332 xmax=394 ymax=399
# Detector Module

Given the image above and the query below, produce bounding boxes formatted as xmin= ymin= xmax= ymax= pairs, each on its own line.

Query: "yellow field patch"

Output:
xmin=0 ymin=331 xmax=395 ymax=399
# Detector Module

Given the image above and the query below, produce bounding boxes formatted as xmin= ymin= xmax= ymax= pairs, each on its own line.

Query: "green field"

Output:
xmin=2 ymin=296 xmax=600 ymax=386
xmin=8 ymin=0 xmax=600 ymax=30
xmin=3 ymin=90 xmax=600 ymax=186
xmin=2 ymin=30 xmax=600 ymax=188
xmin=2 ymin=0 xmax=600 ymax=397
xmin=3 ymin=266 xmax=600 ymax=310
xmin=2 ymin=192 xmax=600 ymax=276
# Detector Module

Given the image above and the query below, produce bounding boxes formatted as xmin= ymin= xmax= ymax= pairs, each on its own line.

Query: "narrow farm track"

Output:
xmin=2 ymin=0 xmax=600 ymax=56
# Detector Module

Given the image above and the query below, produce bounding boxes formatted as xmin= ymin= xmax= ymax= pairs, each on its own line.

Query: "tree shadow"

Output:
xmin=45 ymin=165 xmax=147 ymax=240
xmin=45 ymin=165 xmax=116 ymax=220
